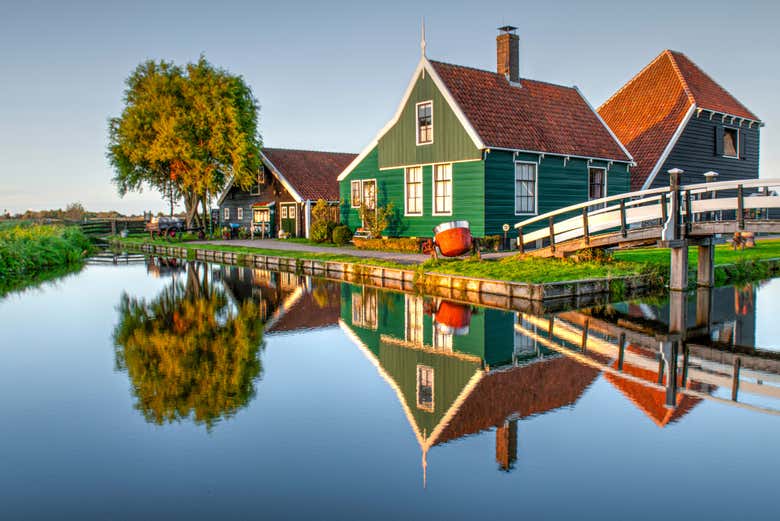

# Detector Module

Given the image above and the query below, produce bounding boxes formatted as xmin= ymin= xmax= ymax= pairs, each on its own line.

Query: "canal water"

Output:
xmin=1 ymin=257 xmax=778 ymax=519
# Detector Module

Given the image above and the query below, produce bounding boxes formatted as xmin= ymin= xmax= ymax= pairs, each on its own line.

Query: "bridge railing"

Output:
xmin=514 ymin=177 xmax=780 ymax=252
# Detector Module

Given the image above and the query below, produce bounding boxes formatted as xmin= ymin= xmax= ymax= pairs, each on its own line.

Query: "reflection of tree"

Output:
xmin=113 ymin=264 xmax=264 ymax=428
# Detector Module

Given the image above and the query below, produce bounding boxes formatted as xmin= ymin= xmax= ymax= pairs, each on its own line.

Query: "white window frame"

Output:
xmin=416 ymin=364 xmax=434 ymax=412
xmin=362 ymin=179 xmax=377 ymax=211
xmin=350 ymin=180 xmax=362 ymax=208
xmin=281 ymin=205 xmax=288 ymax=219
xmin=237 ymin=207 xmax=244 ymax=221
xmin=288 ymin=205 xmax=296 ymax=219
xmin=588 ymin=167 xmax=608 ymax=207
xmin=514 ymin=161 xmax=538 ymax=216
xmin=404 ymin=167 xmax=423 ymax=216
xmin=223 ymin=207 xmax=230 ymax=220
xmin=432 ymin=163 xmax=453 ymax=216
xmin=415 ymin=100 xmax=433 ymax=146
xmin=723 ymin=127 xmax=740 ymax=159
xmin=432 ymin=325 xmax=453 ymax=351
xmin=404 ymin=294 xmax=424 ymax=345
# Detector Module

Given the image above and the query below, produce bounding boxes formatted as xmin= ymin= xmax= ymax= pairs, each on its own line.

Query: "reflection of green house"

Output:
xmin=339 ymin=283 xmax=599 ymax=478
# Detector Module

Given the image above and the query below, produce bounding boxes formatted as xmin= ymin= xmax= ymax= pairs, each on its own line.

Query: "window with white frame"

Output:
xmin=288 ymin=205 xmax=296 ymax=219
xmin=223 ymin=207 xmax=230 ymax=220
xmin=723 ymin=128 xmax=739 ymax=158
xmin=588 ymin=168 xmax=607 ymax=201
xmin=515 ymin=163 xmax=537 ymax=215
xmin=405 ymin=167 xmax=423 ymax=215
xmin=362 ymin=179 xmax=377 ymax=210
xmin=351 ymin=180 xmax=362 ymax=208
xmin=281 ymin=206 xmax=288 ymax=219
xmin=433 ymin=164 xmax=452 ymax=215
xmin=514 ymin=314 xmax=538 ymax=359
xmin=433 ymin=326 xmax=453 ymax=351
xmin=237 ymin=207 xmax=244 ymax=221
xmin=351 ymin=288 xmax=377 ymax=329
xmin=405 ymin=294 xmax=424 ymax=345
xmin=416 ymin=365 xmax=434 ymax=411
xmin=250 ymin=167 xmax=265 ymax=195
xmin=416 ymin=101 xmax=433 ymax=145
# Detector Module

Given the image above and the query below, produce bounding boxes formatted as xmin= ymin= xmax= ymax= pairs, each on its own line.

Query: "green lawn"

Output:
xmin=113 ymin=236 xmax=780 ymax=286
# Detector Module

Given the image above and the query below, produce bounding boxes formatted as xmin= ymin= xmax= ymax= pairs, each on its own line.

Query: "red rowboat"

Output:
xmin=432 ymin=300 xmax=472 ymax=335
xmin=433 ymin=220 xmax=473 ymax=257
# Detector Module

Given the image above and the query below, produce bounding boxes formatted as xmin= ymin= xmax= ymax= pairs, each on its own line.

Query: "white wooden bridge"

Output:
xmin=514 ymin=170 xmax=780 ymax=290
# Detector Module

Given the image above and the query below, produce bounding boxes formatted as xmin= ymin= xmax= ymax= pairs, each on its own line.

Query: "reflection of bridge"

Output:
xmin=515 ymin=172 xmax=780 ymax=290
xmin=516 ymin=285 xmax=780 ymax=418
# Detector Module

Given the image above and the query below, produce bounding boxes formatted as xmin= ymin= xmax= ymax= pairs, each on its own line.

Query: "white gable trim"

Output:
xmin=641 ymin=103 xmax=697 ymax=190
xmin=216 ymin=150 xmax=304 ymax=206
xmin=573 ymin=86 xmax=635 ymax=165
xmin=336 ymin=57 xmax=485 ymax=182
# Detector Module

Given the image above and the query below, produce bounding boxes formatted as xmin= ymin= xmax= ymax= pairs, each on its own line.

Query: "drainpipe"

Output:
xmin=305 ymin=200 xmax=312 ymax=238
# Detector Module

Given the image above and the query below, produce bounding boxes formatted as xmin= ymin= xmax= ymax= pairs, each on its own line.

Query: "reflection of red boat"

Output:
xmin=433 ymin=220 xmax=473 ymax=257
xmin=433 ymin=300 xmax=472 ymax=335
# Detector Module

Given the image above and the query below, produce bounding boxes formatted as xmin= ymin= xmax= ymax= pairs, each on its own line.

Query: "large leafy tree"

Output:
xmin=108 ymin=56 xmax=261 ymax=227
xmin=113 ymin=264 xmax=264 ymax=428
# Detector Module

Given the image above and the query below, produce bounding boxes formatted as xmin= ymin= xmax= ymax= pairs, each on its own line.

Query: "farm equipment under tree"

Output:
xmin=145 ymin=216 xmax=205 ymax=240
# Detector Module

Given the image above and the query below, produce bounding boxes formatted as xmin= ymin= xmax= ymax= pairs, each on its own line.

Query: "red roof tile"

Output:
xmin=598 ymin=50 xmax=760 ymax=190
xmin=262 ymin=148 xmax=357 ymax=201
xmin=429 ymin=60 xmax=631 ymax=162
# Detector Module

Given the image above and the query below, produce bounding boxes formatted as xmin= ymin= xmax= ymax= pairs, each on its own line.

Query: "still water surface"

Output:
xmin=1 ymin=257 xmax=779 ymax=519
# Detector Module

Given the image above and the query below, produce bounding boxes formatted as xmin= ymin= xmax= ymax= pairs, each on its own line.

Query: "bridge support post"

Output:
xmin=670 ymin=243 xmax=689 ymax=291
xmin=696 ymin=239 xmax=715 ymax=287
xmin=695 ymin=287 xmax=713 ymax=330
xmin=661 ymin=341 xmax=679 ymax=408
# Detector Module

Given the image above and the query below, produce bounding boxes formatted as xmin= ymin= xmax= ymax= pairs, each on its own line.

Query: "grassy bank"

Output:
xmin=0 ymin=224 xmax=93 ymax=292
xmin=113 ymin=235 xmax=657 ymax=284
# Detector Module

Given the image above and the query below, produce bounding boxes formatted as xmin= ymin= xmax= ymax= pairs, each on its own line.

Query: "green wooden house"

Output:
xmin=337 ymin=283 xmax=599 ymax=476
xmin=338 ymin=26 xmax=634 ymax=239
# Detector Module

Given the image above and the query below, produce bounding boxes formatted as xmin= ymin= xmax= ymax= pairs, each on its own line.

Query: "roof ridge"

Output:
xmin=429 ymin=58 xmax=576 ymax=91
xmin=666 ymin=50 xmax=759 ymax=120
xmin=263 ymin=146 xmax=357 ymax=156
xmin=598 ymin=50 xmax=686 ymax=112
xmin=663 ymin=50 xmax=697 ymax=106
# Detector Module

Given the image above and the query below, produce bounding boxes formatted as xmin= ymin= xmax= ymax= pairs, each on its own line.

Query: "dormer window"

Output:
xmin=416 ymin=101 xmax=433 ymax=145
xmin=723 ymin=128 xmax=739 ymax=158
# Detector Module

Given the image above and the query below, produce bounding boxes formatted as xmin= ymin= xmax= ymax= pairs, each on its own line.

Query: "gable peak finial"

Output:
xmin=421 ymin=18 xmax=427 ymax=58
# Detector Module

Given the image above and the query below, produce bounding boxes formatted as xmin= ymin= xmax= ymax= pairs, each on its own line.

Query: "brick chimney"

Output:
xmin=496 ymin=25 xmax=519 ymax=83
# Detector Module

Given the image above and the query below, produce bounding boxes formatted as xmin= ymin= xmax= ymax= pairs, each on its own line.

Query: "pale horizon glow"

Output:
xmin=1 ymin=0 xmax=777 ymax=214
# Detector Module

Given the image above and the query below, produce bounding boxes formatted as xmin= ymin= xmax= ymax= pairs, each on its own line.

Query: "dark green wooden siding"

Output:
xmin=377 ymin=70 xmax=481 ymax=169
xmin=340 ymin=148 xmax=486 ymax=237
xmin=484 ymin=150 xmax=631 ymax=236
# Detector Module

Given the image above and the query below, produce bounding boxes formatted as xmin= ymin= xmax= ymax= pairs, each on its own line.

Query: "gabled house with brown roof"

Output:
xmin=598 ymin=50 xmax=763 ymax=191
xmin=218 ymin=148 xmax=356 ymax=239
xmin=337 ymin=26 xmax=633 ymax=239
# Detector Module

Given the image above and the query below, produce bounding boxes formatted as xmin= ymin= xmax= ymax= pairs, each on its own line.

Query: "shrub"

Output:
xmin=481 ymin=235 xmax=503 ymax=251
xmin=332 ymin=225 xmax=353 ymax=246
xmin=310 ymin=220 xmax=330 ymax=243
xmin=353 ymin=237 xmax=422 ymax=253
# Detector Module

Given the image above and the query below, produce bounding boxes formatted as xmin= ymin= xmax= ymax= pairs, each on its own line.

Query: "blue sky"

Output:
xmin=1 ymin=0 xmax=777 ymax=214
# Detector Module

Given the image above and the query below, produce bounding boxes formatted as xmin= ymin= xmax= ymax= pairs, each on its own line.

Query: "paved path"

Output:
xmin=194 ymin=239 xmax=516 ymax=265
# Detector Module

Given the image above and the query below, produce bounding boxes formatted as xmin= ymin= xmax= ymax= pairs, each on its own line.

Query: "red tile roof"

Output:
xmin=429 ymin=60 xmax=631 ymax=162
xmin=263 ymin=148 xmax=357 ymax=201
xmin=598 ymin=50 xmax=760 ymax=190
xmin=434 ymin=356 xmax=599 ymax=446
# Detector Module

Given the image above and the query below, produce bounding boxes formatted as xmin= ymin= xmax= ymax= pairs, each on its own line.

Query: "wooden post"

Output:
xmin=681 ymin=344 xmax=689 ymax=388
xmin=580 ymin=319 xmax=589 ymax=353
xmin=732 ymin=357 xmax=741 ymax=401
xmin=684 ymin=189 xmax=692 ymax=236
xmin=670 ymin=244 xmax=689 ymax=291
xmin=582 ymin=208 xmax=590 ymax=245
xmin=548 ymin=217 xmax=556 ymax=253
xmin=660 ymin=192 xmax=668 ymax=225
xmin=619 ymin=200 xmax=627 ymax=238
xmin=737 ymin=184 xmax=745 ymax=230
xmin=697 ymin=240 xmax=715 ymax=287
xmin=517 ymin=226 xmax=524 ymax=254
xmin=617 ymin=333 xmax=626 ymax=371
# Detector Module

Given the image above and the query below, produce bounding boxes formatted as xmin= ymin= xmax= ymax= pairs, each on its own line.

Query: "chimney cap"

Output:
xmin=498 ymin=25 xmax=518 ymax=34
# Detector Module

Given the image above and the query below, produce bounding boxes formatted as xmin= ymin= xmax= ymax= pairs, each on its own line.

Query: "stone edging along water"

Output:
xmin=114 ymin=241 xmax=661 ymax=306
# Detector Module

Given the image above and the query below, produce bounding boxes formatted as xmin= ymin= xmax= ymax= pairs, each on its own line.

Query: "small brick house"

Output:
xmin=217 ymin=148 xmax=356 ymax=238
